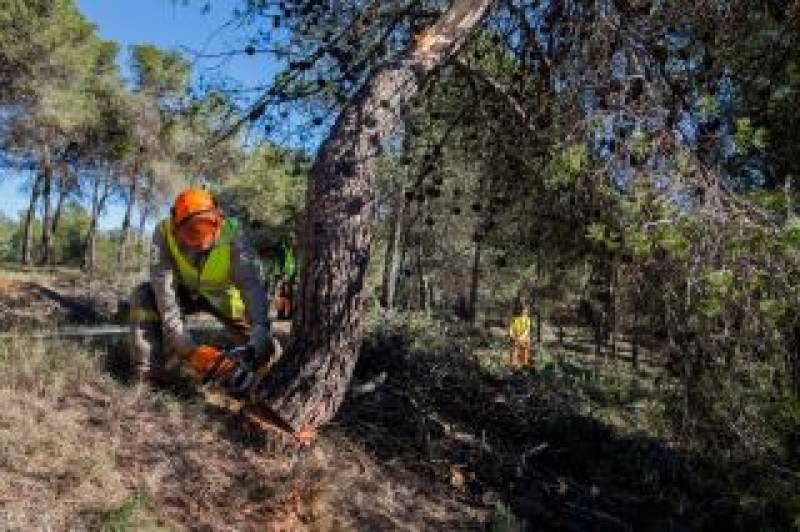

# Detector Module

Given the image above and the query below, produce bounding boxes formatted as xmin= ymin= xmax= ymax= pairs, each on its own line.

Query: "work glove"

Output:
xmin=188 ymin=345 xmax=235 ymax=380
xmin=248 ymin=324 xmax=276 ymax=367
xmin=165 ymin=329 xmax=197 ymax=359
xmin=226 ymin=363 xmax=257 ymax=394
xmin=189 ymin=345 xmax=259 ymax=395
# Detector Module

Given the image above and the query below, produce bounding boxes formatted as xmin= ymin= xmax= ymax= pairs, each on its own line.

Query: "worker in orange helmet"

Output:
xmin=128 ymin=188 xmax=276 ymax=391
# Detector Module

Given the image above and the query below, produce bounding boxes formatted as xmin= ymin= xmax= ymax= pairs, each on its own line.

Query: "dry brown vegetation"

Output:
xmin=0 ymin=265 xmax=126 ymax=330
xmin=1 ymin=268 xmax=798 ymax=530
xmin=0 ymin=336 xmax=487 ymax=531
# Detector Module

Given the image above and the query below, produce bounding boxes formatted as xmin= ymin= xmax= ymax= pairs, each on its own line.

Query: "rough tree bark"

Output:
xmin=39 ymin=144 xmax=53 ymax=265
xmin=258 ymin=0 xmax=497 ymax=430
xmin=21 ymin=172 xmax=42 ymax=265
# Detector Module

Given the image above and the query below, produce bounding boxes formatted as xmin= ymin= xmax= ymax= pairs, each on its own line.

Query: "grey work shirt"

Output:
xmin=149 ymin=219 xmax=269 ymax=355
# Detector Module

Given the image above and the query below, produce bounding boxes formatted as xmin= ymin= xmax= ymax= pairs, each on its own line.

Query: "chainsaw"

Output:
xmin=199 ymin=344 xmax=315 ymax=446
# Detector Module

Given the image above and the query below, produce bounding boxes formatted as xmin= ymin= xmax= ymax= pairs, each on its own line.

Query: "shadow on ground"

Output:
xmin=31 ymin=321 xmax=797 ymax=531
xmin=90 ymin=332 xmax=486 ymax=530
xmin=334 ymin=324 xmax=800 ymax=531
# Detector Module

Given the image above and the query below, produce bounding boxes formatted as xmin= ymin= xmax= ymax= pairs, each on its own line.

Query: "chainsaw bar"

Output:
xmin=0 ymin=323 xmax=226 ymax=339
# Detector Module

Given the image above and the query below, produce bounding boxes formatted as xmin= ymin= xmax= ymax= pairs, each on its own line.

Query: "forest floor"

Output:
xmin=0 ymin=263 xmax=128 ymax=330
xmin=0 ymin=266 xmax=798 ymax=530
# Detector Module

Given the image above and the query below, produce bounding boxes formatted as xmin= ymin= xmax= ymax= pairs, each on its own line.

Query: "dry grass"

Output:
xmin=0 ymin=266 xmax=128 ymax=330
xmin=0 ymin=337 xmax=485 ymax=531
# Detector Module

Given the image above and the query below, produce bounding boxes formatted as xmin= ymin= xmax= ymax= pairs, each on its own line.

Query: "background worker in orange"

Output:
xmin=509 ymin=303 xmax=533 ymax=369
xmin=128 ymin=188 xmax=275 ymax=389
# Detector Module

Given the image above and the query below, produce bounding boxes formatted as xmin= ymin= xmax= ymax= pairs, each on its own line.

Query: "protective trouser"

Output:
xmin=510 ymin=340 xmax=532 ymax=368
xmin=128 ymin=281 xmax=249 ymax=382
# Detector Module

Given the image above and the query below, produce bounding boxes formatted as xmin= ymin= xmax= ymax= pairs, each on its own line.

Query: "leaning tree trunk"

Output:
xmin=39 ymin=144 xmax=53 ymax=265
xmin=21 ymin=172 xmax=42 ymax=265
xmin=258 ymin=0 xmax=497 ymax=430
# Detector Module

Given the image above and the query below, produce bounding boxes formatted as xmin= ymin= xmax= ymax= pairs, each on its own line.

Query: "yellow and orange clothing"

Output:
xmin=129 ymin=216 xmax=269 ymax=379
xmin=509 ymin=314 xmax=533 ymax=368
xmin=509 ymin=315 xmax=531 ymax=343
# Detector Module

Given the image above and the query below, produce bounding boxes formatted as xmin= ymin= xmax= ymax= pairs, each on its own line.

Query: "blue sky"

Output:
xmin=0 ymin=0 xmax=278 ymax=228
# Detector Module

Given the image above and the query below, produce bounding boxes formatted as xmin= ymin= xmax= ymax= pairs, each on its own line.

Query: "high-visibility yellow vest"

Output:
xmin=161 ymin=217 xmax=245 ymax=321
xmin=509 ymin=316 xmax=531 ymax=343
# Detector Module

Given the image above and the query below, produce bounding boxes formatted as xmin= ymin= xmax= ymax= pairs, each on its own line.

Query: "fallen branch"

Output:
xmin=403 ymin=391 xmax=494 ymax=454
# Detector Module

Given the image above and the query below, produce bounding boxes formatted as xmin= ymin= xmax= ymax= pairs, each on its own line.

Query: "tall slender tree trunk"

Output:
xmin=535 ymin=251 xmax=542 ymax=345
xmin=609 ymin=261 xmax=617 ymax=361
xmin=84 ymin=219 xmax=98 ymax=272
xmin=39 ymin=144 xmax=53 ymax=265
xmin=82 ymin=177 xmax=100 ymax=272
xmin=380 ymin=189 xmax=405 ymax=309
xmin=785 ymin=174 xmax=793 ymax=220
xmin=137 ymin=204 xmax=148 ymax=243
xmin=467 ymin=236 xmax=482 ymax=323
xmin=786 ymin=320 xmax=800 ymax=398
xmin=417 ymin=238 xmax=428 ymax=312
xmin=21 ymin=172 xmax=42 ymax=265
xmin=51 ymin=164 xmax=70 ymax=241
xmin=400 ymin=231 xmax=410 ymax=311
xmin=83 ymin=175 xmax=110 ymax=272
xmin=257 ymin=0 xmax=497 ymax=430
xmin=632 ymin=292 xmax=640 ymax=371
xmin=427 ymin=278 xmax=434 ymax=317
xmin=117 ymin=176 xmax=136 ymax=266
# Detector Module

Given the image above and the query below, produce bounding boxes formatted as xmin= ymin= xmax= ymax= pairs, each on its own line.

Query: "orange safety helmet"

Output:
xmin=171 ymin=188 xmax=222 ymax=250
xmin=172 ymin=188 xmax=218 ymax=226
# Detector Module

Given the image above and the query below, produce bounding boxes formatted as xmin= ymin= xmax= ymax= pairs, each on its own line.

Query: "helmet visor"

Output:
xmin=175 ymin=211 xmax=221 ymax=251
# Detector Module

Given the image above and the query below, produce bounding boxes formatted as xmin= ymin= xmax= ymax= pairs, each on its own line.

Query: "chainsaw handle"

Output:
xmin=220 ymin=345 xmax=255 ymax=360
xmin=201 ymin=345 xmax=256 ymax=387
